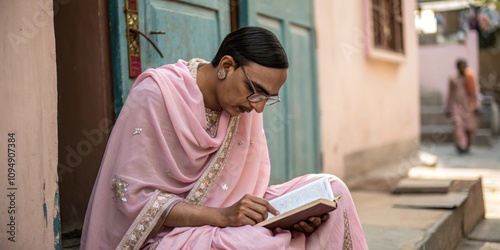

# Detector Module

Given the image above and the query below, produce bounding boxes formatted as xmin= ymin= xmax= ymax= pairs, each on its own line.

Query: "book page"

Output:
xmin=267 ymin=177 xmax=334 ymax=219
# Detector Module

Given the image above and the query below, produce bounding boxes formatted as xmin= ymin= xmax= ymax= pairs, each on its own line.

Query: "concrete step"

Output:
xmin=456 ymin=219 xmax=500 ymax=249
xmin=421 ymin=91 xmax=443 ymax=106
xmin=466 ymin=218 xmax=500 ymax=243
xmin=352 ymin=178 xmax=485 ymax=250
xmin=474 ymin=130 xmax=495 ymax=147
xmin=455 ymin=239 xmax=500 ymax=250
xmin=421 ymin=105 xmax=490 ymax=128
xmin=408 ymin=165 xmax=500 ymax=250
xmin=421 ymin=106 xmax=453 ymax=126
xmin=420 ymin=125 xmax=455 ymax=144
xmin=420 ymin=126 xmax=493 ymax=147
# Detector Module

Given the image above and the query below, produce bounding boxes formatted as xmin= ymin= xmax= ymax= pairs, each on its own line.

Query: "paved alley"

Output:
xmin=410 ymin=137 xmax=500 ymax=249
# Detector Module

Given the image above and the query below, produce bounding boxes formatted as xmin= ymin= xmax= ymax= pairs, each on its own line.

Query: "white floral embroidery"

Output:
xmin=165 ymin=170 xmax=173 ymax=177
xmin=112 ymin=176 xmax=129 ymax=202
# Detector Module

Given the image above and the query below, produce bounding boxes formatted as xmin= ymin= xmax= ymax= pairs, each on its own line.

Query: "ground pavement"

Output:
xmin=351 ymin=137 xmax=500 ymax=250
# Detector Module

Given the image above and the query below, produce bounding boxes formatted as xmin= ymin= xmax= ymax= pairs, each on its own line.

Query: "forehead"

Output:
xmin=243 ymin=63 xmax=288 ymax=92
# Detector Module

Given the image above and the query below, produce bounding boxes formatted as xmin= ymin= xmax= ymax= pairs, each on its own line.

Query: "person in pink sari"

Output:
xmin=446 ymin=59 xmax=481 ymax=154
xmin=81 ymin=27 xmax=367 ymax=250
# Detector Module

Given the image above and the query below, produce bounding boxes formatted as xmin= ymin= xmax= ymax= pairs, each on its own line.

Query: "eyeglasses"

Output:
xmin=240 ymin=65 xmax=281 ymax=106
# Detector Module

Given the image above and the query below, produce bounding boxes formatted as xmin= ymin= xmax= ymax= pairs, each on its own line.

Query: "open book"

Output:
xmin=255 ymin=177 xmax=339 ymax=229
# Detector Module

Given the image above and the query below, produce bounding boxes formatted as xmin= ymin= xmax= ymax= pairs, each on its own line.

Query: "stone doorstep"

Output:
xmin=353 ymin=178 xmax=485 ymax=250
xmin=418 ymin=179 xmax=485 ymax=250
xmin=391 ymin=178 xmax=452 ymax=194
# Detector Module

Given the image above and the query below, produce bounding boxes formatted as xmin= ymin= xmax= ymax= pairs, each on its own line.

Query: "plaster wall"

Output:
xmin=314 ymin=0 xmax=420 ymax=179
xmin=0 ymin=0 xmax=59 ymax=248
xmin=419 ymin=31 xmax=479 ymax=105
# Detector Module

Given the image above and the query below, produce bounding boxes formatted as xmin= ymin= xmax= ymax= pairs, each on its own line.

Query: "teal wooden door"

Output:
xmin=240 ymin=0 xmax=320 ymax=184
xmin=110 ymin=0 xmax=230 ymax=114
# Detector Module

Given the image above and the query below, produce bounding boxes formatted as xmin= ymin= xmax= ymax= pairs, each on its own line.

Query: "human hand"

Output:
xmin=292 ymin=213 xmax=330 ymax=236
xmin=220 ymin=194 xmax=279 ymax=227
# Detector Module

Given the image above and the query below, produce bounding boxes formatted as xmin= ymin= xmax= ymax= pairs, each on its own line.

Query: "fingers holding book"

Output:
xmin=221 ymin=194 xmax=279 ymax=226
xmin=292 ymin=213 xmax=330 ymax=236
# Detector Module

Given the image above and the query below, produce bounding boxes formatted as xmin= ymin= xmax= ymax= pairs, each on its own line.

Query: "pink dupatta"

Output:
xmin=81 ymin=60 xmax=271 ymax=249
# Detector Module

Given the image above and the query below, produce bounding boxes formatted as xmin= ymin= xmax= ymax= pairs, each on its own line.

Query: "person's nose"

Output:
xmin=250 ymin=101 xmax=266 ymax=113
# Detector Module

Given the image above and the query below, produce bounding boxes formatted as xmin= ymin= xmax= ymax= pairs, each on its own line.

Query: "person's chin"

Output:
xmin=231 ymin=106 xmax=248 ymax=116
xmin=225 ymin=107 xmax=241 ymax=117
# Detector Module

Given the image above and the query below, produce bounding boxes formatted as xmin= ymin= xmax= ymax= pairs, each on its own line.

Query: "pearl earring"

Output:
xmin=217 ymin=69 xmax=226 ymax=80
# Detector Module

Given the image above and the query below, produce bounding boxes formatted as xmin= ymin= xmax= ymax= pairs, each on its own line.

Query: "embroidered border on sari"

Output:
xmin=148 ymin=240 xmax=161 ymax=250
xmin=116 ymin=190 xmax=182 ymax=250
xmin=185 ymin=115 xmax=240 ymax=205
xmin=342 ymin=209 xmax=353 ymax=250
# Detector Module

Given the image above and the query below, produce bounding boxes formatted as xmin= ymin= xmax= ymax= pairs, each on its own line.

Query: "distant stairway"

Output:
xmin=420 ymin=89 xmax=493 ymax=147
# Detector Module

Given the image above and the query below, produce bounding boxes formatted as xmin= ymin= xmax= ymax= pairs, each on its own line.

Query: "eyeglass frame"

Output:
xmin=240 ymin=65 xmax=281 ymax=106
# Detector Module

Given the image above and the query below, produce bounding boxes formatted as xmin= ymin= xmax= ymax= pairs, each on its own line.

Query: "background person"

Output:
xmin=446 ymin=58 xmax=481 ymax=154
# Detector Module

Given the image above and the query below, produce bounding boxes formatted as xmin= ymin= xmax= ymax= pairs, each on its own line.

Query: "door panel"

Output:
xmin=110 ymin=0 xmax=229 ymax=114
xmin=142 ymin=0 xmax=229 ymax=69
xmin=252 ymin=15 xmax=290 ymax=185
xmin=288 ymin=24 xmax=318 ymax=177
xmin=241 ymin=0 xmax=320 ymax=184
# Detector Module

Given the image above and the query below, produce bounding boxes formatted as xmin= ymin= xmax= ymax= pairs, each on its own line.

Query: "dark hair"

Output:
xmin=211 ymin=27 xmax=288 ymax=69
xmin=456 ymin=58 xmax=467 ymax=68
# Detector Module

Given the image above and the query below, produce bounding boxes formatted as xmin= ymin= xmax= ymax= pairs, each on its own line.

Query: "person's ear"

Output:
xmin=218 ymin=55 xmax=237 ymax=73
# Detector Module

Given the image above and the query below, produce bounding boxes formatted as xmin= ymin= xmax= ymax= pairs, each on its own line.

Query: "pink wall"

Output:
xmin=0 ymin=0 xmax=59 ymax=248
xmin=419 ymin=31 xmax=479 ymax=106
xmin=314 ymin=0 xmax=420 ymax=179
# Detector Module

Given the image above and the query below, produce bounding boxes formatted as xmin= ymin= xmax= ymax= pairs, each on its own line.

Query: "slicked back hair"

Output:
xmin=211 ymin=27 xmax=288 ymax=69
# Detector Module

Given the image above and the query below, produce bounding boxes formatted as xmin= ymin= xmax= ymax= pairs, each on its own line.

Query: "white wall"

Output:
xmin=0 ymin=0 xmax=59 ymax=248
xmin=419 ymin=31 xmax=479 ymax=105
xmin=314 ymin=0 xmax=420 ymax=179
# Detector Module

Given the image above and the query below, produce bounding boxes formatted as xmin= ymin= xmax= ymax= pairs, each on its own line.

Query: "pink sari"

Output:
xmin=81 ymin=59 xmax=367 ymax=250
xmin=446 ymin=70 xmax=480 ymax=149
